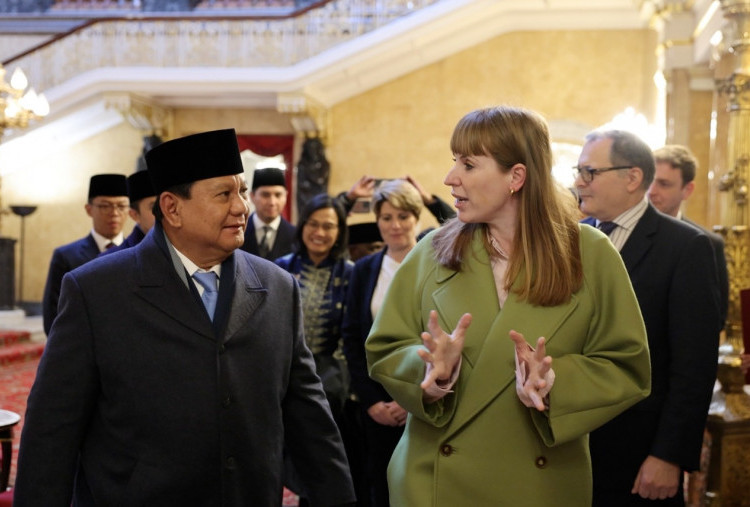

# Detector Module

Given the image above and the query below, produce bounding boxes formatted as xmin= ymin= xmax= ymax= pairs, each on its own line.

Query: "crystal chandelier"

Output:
xmin=0 ymin=63 xmax=49 ymax=233
xmin=0 ymin=64 xmax=49 ymax=137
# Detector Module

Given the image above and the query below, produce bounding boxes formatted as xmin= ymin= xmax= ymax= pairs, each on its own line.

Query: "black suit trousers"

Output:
xmin=591 ymin=409 xmax=684 ymax=507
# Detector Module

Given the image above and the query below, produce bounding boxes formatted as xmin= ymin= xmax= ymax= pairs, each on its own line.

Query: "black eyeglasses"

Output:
xmin=573 ymin=165 xmax=633 ymax=183
xmin=92 ymin=203 xmax=129 ymax=214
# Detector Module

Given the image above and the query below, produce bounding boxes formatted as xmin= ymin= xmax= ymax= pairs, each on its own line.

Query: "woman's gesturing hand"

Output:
xmin=417 ymin=310 xmax=471 ymax=392
xmin=510 ymin=330 xmax=555 ymax=411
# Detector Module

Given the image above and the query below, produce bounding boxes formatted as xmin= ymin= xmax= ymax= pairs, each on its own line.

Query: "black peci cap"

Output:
xmin=127 ymin=170 xmax=157 ymax=203
xmin=348 ymin=222 xmax=383 ymax=244
xmin=145 ymin=129 xmax=244 ymax=194
xmin=88 ymin=174 xmax=128 ymax=199
xmin=251 ymin=167 xmax=286 ymax=190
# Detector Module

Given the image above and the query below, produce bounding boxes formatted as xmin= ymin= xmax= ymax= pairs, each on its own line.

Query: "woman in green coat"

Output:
xmin=365 ymin=106 xmax=651 ymax=506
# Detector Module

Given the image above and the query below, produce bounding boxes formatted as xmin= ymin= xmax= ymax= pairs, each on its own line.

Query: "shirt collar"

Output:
xmin=252 ymin=213 xmax=281 ymax=231
xmin=172 ymin=247 xmax=222 ymax=278
xmin=91 ymin=229 xmax=124 ymax=251
xmin=595 ymin=196 xmax=649 ymax=232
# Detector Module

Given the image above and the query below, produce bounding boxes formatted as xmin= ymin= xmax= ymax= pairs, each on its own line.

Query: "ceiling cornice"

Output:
xmin=35 ymin=0 xmax=650 ymax=114
xmin=1 ymin=0 xmax=658 ymax=150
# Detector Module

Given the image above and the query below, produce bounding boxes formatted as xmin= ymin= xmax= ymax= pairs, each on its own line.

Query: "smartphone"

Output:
xmin=351 ymin=198 xmax=371 ymax=214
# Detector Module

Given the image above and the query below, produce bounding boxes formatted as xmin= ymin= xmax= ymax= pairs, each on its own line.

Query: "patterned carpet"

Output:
xmin=0 ymin=358 xmax=38 ymax=489
xmin=0 ymin=354 xmax=300 ymax=506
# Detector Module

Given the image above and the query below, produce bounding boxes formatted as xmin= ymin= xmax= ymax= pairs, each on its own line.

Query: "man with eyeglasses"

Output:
xmin=42 ymin=173 xmax=129 ymax=334
xmin=576 ymin=130 xmax=721 ymax=506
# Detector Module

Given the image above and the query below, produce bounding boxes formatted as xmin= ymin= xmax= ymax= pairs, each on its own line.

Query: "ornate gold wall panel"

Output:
xmin=721 ymin=227 xmax=750 ymax=351
xmin=708 ymin=1 xmax=750 ymax=503
xmin=706 ymin=415 xmax=750 ymax=505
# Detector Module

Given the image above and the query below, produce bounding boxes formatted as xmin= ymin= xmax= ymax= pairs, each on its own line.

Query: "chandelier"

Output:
xmin=0 ymin=63 xmax=49 ymax=234
xmin=0 ymin=64 xmax=49 ymax=137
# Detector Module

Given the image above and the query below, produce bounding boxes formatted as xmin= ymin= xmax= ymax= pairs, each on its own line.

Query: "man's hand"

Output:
xmin=417 ymin=310 xmax=471 ymax=391
xmin=510 ymin=330 xmax=554 ymax=411
xmin=366 ymin=401 xmax=408 ymax=427
xmin=385 ymin=401 xmax=407 ymax=426
xmin=631 ymin=455 xmax=681 ymax=500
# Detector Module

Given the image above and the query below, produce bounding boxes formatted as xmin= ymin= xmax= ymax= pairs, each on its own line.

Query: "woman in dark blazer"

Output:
xmin=275 ymin=193 xmax=354 ymax=506
xmin=276 ymin=193 xmax=352 ymax=419
xmin=342 ymin=180 xmax=425 ymax=507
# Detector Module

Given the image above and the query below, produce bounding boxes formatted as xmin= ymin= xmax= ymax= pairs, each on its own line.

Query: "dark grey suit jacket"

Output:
xmin=240 ymin=213 xmax=296 ymax=260
xmin=42 ymin=233 xmax=100 ymax=335
xmin=683 ymin=217 xmax=728 ymax=327
xmin=15 ymin=223 xmax=355 ymax=506
xmin=585 ymin=205 xmax=720 ymax=505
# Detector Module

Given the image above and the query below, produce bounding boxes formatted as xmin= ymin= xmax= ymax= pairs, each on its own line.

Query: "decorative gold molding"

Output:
xmin=659 ymin=38 xmax=694 ymax=49
xmin=647 ymin=0 xmax=696 ymax=26
xmin=276 ymin=92 xmax=330 ymax=143
xmin=103 ymin=92 xmax=171 ymax=137
xmin=708 ymin=2 xmax=750 ymax=503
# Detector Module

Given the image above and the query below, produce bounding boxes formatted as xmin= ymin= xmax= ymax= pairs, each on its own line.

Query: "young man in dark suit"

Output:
xmin=648 ymin=144 xmax=728 ymax=326
xmin=241 ymin=167 xmax=296 ymax=260
xmin=41 ymin=173 xmax=128 ymax=334
xmin=100 ymin=170 xmax=157 ymax=256
xmin=15 ymin=129 xmax=355 ymax=506
xmin=577 ymin=130 xmax=721 ymax=506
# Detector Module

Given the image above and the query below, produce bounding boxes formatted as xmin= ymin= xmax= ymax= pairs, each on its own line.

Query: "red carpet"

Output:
xmin=0 ymin=358 xmax=39 ymax=492
xmin=0 ymin=348 xmax=299 ymax=506
xmin=0 ymin=331 xmax=43 ymax=368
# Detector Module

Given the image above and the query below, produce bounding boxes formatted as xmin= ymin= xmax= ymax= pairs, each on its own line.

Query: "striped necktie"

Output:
xmin=258 ymin=225 xmax=272 ymax=258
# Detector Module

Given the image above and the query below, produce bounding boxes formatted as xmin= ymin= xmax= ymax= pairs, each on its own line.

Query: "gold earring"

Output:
xmin=509 ymin=188 xmax=515 ymax=196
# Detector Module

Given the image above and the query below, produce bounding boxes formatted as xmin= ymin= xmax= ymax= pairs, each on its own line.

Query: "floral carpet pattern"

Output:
xmin=0 ymin=343 xmax=299 ymax=505
xmin=0 ymin=358 xmax=38 ymax=489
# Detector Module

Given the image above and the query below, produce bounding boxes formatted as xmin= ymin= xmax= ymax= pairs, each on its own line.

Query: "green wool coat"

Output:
xmin=366 ymin=224 xmax=651 ymax=507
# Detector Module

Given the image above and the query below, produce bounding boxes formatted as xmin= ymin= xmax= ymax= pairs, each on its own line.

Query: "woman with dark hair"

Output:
xmin=365 ymin=106 xmax=651 ymax=506
xmin=276 ymin=193 xmax=354 ymax=506
xmin=276 ymin=193 xmax=352 ymax=417
xmin=342 ymin=179 xmax=424 ymax=506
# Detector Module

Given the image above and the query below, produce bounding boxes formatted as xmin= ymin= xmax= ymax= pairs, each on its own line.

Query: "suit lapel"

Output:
xmin=83 ymin=234 xmax=100 ymax=259
xmin=431 ymin=246 xmax=498 ymax=370
xmin=431 ymin=232 xmax=579 ymax=436
xmin=270 ymin=218 xmax=294 ymax=259
xmin=221 ymin=253 xmax=268 ymax=343
xmin=246 ymin=220 xmax=260 ymax=252
xmin=366 ymin=250 xmax=386 ymax=300
xmin=132 ymin=234 xmax=216 ymax=340
xmin=619 ymin=204 xmax=658 ymax=272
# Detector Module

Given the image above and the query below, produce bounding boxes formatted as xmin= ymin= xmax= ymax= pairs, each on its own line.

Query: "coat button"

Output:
xmin=219 ymin=344 xmax=226 ymax=354
xmin=535 ymin=456 xmax=547 ymax=468
xmin=226 ymin=456 xmax=236 ymax=469
xmin=222 ymin=394 xmax=232 ymax=407
xmin=440 ymin=444 xmax=454 ymax=456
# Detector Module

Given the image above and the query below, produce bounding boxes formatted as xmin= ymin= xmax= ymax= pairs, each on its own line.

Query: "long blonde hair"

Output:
xmin=433 ymin=106 xmax=582 ymax=306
